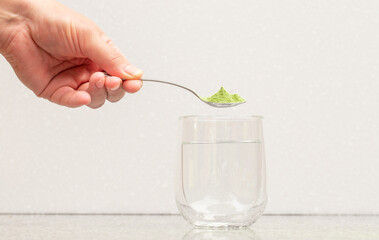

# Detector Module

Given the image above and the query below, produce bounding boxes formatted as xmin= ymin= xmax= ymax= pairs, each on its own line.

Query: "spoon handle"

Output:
xmin=142 ymin=79 xmax=201 ymax=99
xmin=102 ymin=71 xmax=202 ymax=101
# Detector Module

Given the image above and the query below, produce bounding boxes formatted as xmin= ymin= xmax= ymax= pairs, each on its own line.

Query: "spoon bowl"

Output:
xmin=202 ymin=100 xmax=246 ymax=108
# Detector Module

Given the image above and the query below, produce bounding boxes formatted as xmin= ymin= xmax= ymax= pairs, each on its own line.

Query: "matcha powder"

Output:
xmin=202 ymin=87 xmax=245 ymax=103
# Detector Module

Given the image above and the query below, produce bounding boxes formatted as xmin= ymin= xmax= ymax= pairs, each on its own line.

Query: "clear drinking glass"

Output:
xmin=176 ymin=115 xmax=267 ymax=229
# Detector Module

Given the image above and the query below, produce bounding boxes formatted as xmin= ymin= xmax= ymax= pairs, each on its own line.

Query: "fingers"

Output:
xmin=123 ymin=80 xmax=143 ymax=93
xmin=50 ymin=86 xmax=91 ymax=108
xmin=83 ymin=33 xmax=143 ymax=81
xmin=47 ymin=70 xmax=132 ymax=108
xmin=79 ymin=72 xmax=127 ymax=108
xmin=42 ymin=65 xmax=97 ymax=108
xmin=82 ymin=72 xmax=107 ymax=109
xmin=105 ymin=76 xmax=125 ymax=102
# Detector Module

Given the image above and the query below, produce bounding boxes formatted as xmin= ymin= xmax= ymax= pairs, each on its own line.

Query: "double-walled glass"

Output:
xmin=176 ymin=115 xmax=267 ymax=229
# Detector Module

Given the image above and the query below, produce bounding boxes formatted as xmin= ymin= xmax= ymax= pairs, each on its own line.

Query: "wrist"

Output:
xmin=0 ymin=0 xmax=32 ymax=54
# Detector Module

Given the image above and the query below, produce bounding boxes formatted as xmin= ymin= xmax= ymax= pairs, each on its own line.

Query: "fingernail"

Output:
xmin=96 ymin=80 xmax=103 ymax=88
xmin=124 ymin=65 xmax=142 ymax=78
xmin=110 ymin=85 xmax=119 ymax=91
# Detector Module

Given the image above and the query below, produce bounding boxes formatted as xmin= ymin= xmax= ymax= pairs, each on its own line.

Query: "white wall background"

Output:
xmin=1 ymin=0 xmax=379 ymax=214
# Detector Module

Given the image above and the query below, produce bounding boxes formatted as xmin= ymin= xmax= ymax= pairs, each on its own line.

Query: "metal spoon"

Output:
xmin=104 ymin=72 xmax=246 ymax=108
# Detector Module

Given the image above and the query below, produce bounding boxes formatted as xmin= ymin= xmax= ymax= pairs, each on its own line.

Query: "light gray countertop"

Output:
xmin=0 ymin=214 xmax=378 ymax=240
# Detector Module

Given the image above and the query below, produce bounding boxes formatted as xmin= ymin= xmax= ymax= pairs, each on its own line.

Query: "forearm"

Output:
xmin=0 ymin=0 xmax=32 ymax=54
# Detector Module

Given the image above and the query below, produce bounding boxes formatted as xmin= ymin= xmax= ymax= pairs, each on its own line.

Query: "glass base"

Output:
xmin=192 ymin=221 xmax=251 ymax=230
xmin=177 ymin=201 xmax=266 ymax=230
xmin=182 ymin=228 xmax=259 ymax=240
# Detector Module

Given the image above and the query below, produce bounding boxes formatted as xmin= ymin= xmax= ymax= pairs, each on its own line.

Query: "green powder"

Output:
xmin=202 ymin=87 xmax=246 ymax=103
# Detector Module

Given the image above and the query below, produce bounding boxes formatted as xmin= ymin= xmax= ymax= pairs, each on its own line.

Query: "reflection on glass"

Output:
xmin=182 ymin=228 xmax=261 ymax=240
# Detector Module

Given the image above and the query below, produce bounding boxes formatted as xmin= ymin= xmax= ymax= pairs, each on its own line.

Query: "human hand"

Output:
xmin=0 ymin=0 xmax=143 ymax=108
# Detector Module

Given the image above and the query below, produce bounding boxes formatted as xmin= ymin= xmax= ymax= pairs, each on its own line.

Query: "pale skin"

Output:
xmin=0 ymin=0 xmax=143 ymax=108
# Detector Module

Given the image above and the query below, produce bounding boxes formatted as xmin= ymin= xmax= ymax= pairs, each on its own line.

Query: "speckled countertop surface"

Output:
xmin=0 ymin=215 xmax=378 ymax=240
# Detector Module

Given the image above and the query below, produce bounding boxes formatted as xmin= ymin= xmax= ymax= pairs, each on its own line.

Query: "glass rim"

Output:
xmin=179 ymin=115 xmax=264 ymax=120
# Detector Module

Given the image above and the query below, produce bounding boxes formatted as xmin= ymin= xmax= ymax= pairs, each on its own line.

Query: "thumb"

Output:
xmin=83 ymin=34 xmax=143 ymax=80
